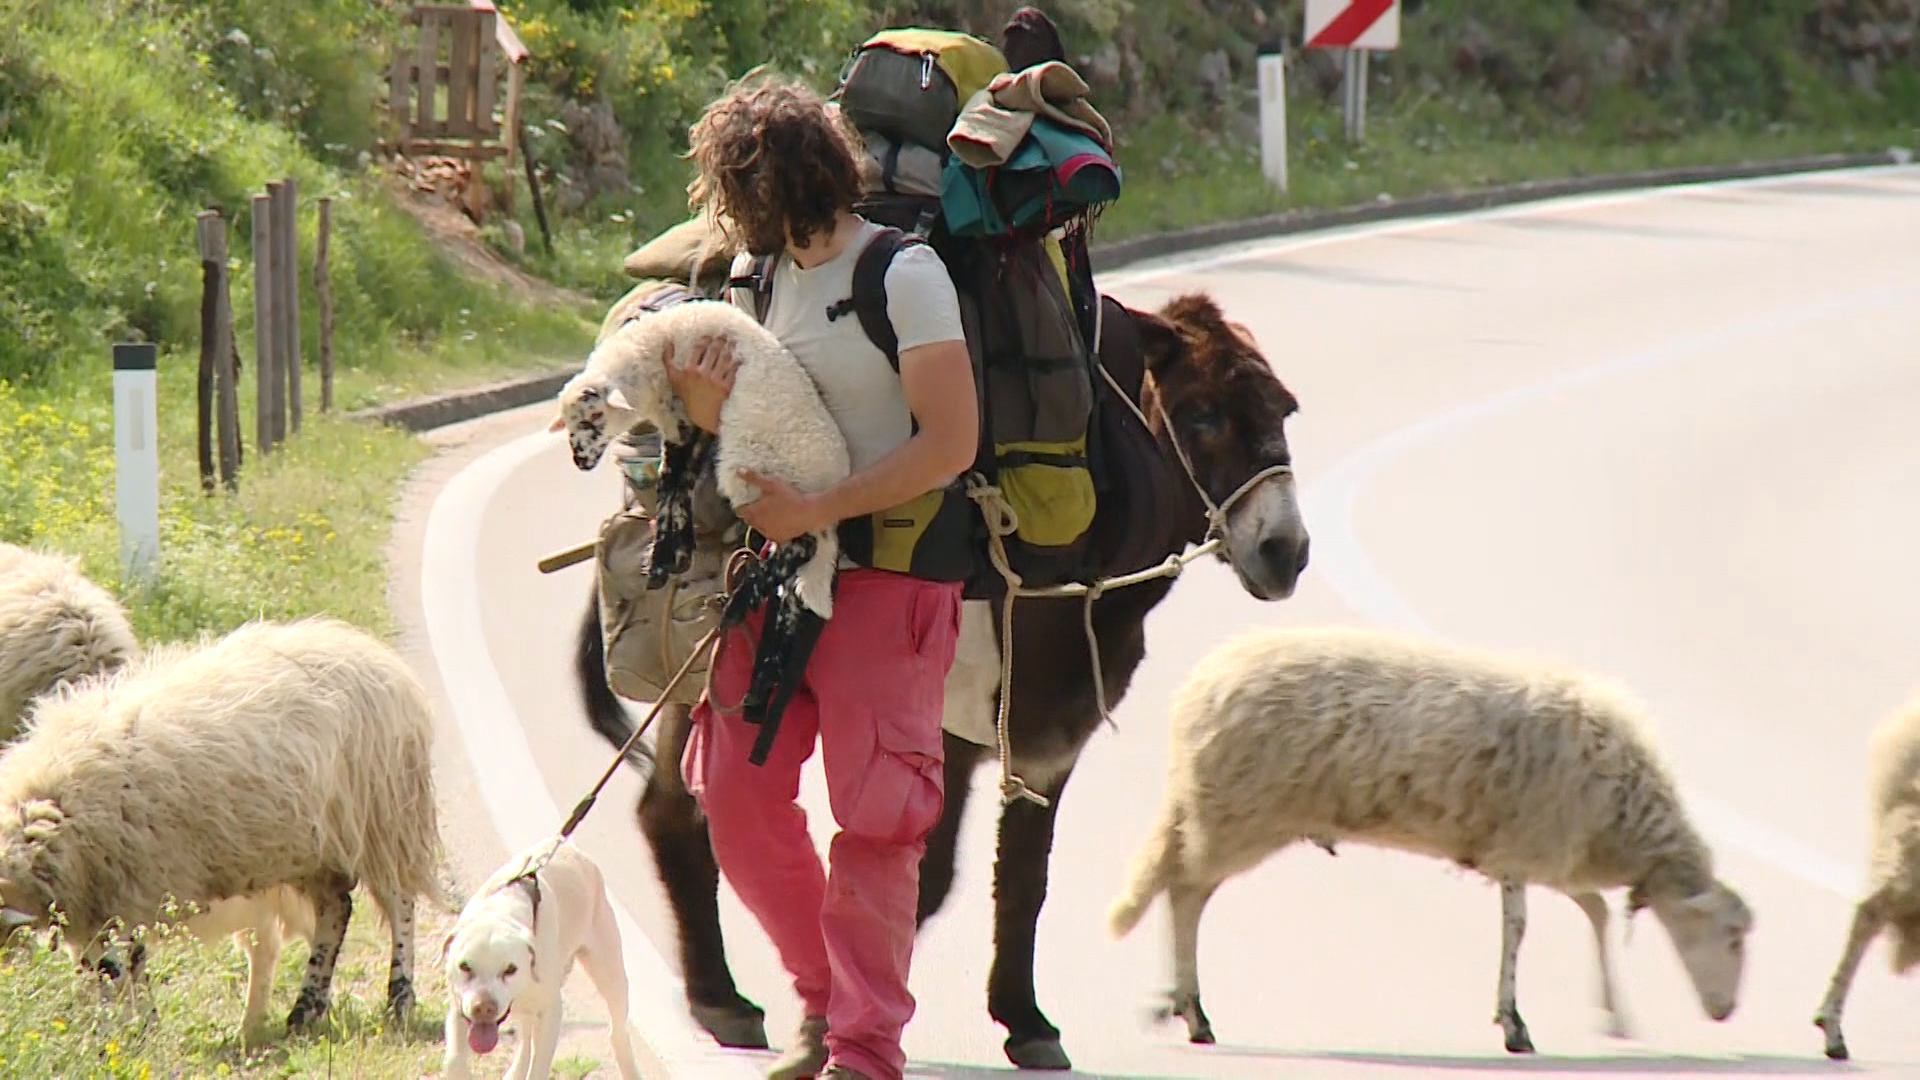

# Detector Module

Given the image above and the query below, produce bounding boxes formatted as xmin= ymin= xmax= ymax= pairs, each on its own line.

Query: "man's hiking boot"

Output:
xmin=765 ymin=1014 xmax=828 ymax=1080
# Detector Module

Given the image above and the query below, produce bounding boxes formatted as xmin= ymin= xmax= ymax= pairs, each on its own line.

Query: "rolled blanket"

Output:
xmin=986 ymin=60 xmax=1111 ymax=149
xmin=948 ymin=87 xmax=1035 ymax=169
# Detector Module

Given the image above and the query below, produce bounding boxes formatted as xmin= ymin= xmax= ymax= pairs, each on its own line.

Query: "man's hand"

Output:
xmin=662 ymin=334 xmax=739 ymax=433
xmin=733 ymin=468 xmax=829 ymax=543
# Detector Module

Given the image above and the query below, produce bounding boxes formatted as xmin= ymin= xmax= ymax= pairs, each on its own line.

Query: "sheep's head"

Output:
xmin=0 ymin=799 xmax=65 ymax=938
xmin=551 ymin=369 xmax=644 ymax=472
xmin=1635 ymin=878 xmax=1752 ymax=1022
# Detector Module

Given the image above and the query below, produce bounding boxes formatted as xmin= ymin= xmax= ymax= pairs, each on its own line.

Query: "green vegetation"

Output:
xmin=0 ymin=0 xmax=1913 ymax=1072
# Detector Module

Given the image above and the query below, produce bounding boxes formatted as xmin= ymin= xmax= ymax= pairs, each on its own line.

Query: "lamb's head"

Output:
xmin=0 ymin=799 xmax=66 ymax=939
xmin=1634 ymin=877 xmax=1753 ymax=1021
xmin=551 ymin=368 xmax=648 ymax=472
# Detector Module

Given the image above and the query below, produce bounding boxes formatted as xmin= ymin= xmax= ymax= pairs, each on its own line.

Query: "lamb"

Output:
xmin=1811 ymin=688 xmax=1920 ymax=1060
xmin=0 ymin=616 xmax=443 ymax=1034
xmin=0 ymin=541 xmax=141 ymax=744
xmin=553 ymin=297 xmax=851 ymax=760
xmin=180 ymin=885 xmax=318 ymax=1039
xmin=1106 ymin=625 xmax=1755 ymax=1055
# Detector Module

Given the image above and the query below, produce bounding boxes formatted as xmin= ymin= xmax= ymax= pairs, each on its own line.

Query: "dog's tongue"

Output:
xmin=468 ymin=1019 xmax=501 ymax=1054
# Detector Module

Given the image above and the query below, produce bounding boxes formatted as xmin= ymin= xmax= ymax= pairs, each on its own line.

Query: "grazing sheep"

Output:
xmin=553 ymin=298 xmax=851 ymax=762
xmin=1812 ymin=689 xmax=1920 ymax=1060
xmin=0 ymin=542 xmax=140 ymax=743
xmin=1106 ymin=625 xmax=1754 ymax=1054
xmin=0 ymin=617 xmax=442 ymax=1033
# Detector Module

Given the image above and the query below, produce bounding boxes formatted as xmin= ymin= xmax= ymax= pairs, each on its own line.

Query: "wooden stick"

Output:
xmin=276 ymin=176 xmax=302 ymax=435
xmin=537 ymin=540 xmax=598 ymax=575
xmin=195 ymin=211 xmax=221 ymax=493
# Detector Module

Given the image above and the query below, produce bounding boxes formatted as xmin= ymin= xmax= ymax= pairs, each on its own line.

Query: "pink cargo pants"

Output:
xmin=682 ymin=566 xmax=963 ymax=1080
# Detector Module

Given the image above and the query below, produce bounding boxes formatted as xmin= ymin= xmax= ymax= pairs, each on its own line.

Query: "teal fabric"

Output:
xmin=939 ymin=116 xmax=1122 ymax=237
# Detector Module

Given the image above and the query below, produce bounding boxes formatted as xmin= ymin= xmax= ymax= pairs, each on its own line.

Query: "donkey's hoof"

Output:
xmin=690 ymin=1000 xmax=769 ymax=1049
xmin=1004 ymin=1035 xmax=1072 ymax=1070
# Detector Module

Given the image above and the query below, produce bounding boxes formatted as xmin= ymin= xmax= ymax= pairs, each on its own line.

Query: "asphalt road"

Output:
xmin=410 ymin=163 xmax=1920 ymax=1078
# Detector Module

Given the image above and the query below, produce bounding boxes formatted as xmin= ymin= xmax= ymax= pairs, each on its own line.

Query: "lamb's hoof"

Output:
xmin=1498 ymin=1011 xmax=1533 ymax=1054
xmin=1813 ymin=1013 xmax=1848 ymax=1061
xmin=690 ymin=1000 xmax=768 ymax=1049
xmin=1004 ymin=1035 xmax=1072 ymax=1070
xmin=1169 ymin=991 xmax=1215 ymax=1044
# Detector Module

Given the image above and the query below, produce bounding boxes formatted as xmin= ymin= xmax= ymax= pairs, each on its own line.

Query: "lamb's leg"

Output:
xmin=1569 ymin=890 xmax=1629 ymax=1039
xmin=637 ymin=705 xmax=768 ymax=1048
xmin=383 ymin=891 xmax=418 ymax=1020
xmin=1813 ymin=889 xmax=1889 ymax=1061
xmin=1161 ymin=879 xmax=1222 ymax=1045
xmin=287 ymin=874 xmax=355 ymax=1031
xmin=1495 ymin=879 xmax=1534 ymax=1053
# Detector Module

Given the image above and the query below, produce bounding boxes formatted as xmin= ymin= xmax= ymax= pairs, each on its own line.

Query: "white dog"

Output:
xmin=441 ymin=838 xmax=643 ymax=1080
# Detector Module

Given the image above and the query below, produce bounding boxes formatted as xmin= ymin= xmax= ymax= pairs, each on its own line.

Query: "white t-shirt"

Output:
xmin=727 ymin=219 xmax=967 ymax=475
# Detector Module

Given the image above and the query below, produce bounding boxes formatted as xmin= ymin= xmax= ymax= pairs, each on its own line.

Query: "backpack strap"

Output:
xmin=847 ymin=225 xmax=928 ymax=373
xmin=726 ymin=253 xmax=779 ymax=324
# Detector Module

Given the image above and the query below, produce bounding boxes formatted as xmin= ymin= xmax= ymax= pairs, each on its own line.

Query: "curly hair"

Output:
xmin=686 ymin=69 xmax=868 ymax=257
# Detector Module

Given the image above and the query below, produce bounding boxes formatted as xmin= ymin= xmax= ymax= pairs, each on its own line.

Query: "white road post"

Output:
xmin=113 ymin=342 xmax=161 ymax=582
xmin=1257 ymin=37 xmax=1289 ymax=194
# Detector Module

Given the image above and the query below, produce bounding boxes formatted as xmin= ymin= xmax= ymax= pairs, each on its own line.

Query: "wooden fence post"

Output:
xmin=251 ymin=193 xmax=277 ymax=455
xmin=316 ymin=197 xmax=334 ymax=413
xmin=195 ymin=211 xmax=222 ymax=493
xmin=273 ymin=177 xmax=302 ymax=437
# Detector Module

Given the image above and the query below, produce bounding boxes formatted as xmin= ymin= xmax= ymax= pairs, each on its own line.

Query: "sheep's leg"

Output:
xmin=287 ymin=875 xmax=354 ymax=1031
xmin=238 ymin=920 xmax=284 ymax=1041
xmin=1161 ymin=879 xmax=1222 ymax=1045
xmin=1813 ymin=889 xmax=1889 ymax=1061
xmin=383 ymin=891 xmax=418 ymax=1021
xmin=1569 ymin=890 xmax=1629 ymax=1039
xmin=635 ymin=704 xmax=769 ymax=1048
xmin=988 ymin=763 xmax=1076 ymax=1071
xmin=1495 ymin=879 xmax=1534 ymax=1053
xmin=917 ymin=732 xmax=988 ymax=926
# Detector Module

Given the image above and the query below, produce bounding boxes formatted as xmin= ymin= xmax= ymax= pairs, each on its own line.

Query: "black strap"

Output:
xmin=848 ymin=225 xmax=926 ymax=372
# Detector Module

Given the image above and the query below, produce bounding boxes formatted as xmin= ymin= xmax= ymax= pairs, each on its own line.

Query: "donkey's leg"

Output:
xmin=918 ymin=732 xmax=987 ymax=926
xmin=988 ymin=761 xmax=1078 ymax=1071
xmin=637 ymin=702 xmax=769 ymax=1049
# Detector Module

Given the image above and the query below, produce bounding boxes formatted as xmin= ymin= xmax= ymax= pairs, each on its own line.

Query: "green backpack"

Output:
xmin=730 ymin=27 xmax=1110 ymax=597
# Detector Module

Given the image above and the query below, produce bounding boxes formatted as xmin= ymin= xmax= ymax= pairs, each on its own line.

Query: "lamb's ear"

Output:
xmin=547 ymin=411 xmax=567 ymax=433
xmin=604 ymin=385 xmax=633 ymax=412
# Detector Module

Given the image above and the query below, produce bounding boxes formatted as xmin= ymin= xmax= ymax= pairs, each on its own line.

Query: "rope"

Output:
xmin=964 ymin=361 xmax=1296 ymax=809
xmin=521 ymin=543 xmax=761 ymax=881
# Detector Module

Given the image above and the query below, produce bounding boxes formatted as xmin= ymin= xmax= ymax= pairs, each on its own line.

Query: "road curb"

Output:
xmin=353 ymin=146 xmax=1911 ymax=434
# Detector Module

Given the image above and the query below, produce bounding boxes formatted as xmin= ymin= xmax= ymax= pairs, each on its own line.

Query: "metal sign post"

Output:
xmin=1257 ymin=37 xmax=1289 ymax=193
xmin=1305 ymin=0 xmax=1400 ymax=146
xmin=113 ymin=342 xmax=161 ymax=582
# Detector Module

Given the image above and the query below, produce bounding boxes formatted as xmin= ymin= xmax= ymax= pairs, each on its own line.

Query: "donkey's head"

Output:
xmin=1135 ymin=292 xmax=1309 ymax=601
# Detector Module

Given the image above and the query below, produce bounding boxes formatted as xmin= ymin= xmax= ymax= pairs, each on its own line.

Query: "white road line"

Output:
xmin=1295 ymin=282 xmax=1914 ymax=901
xmin=417 ymin=162 xmax=1915 ymax=1076
xmin=420 ymin=426 xmax=767 ymax=1080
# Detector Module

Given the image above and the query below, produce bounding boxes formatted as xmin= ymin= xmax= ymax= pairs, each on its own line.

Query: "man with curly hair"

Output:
xmin=662 ymin=69 xmax=978 ymax=1080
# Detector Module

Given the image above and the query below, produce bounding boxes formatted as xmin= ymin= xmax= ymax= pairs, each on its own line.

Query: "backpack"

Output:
xmin=730 ymin=27 xmax=1120 ymax=597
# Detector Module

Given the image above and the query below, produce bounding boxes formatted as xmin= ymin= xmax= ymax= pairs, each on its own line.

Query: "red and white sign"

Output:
xmin=1305 ymin=0 xmax=1400 ymax=50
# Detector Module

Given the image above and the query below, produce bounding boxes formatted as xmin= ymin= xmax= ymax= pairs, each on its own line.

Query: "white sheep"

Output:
xmin=1106 ymin=625 xmax=1755 ymax=1055
xmin=0 ymin=541 xmax=141 ymax=744
xmin=1812 ymin=688 xmax=1920 ymax=1060
xmin=552 ymin=297 xmax=849 ymax=622
xmin=0 ymin=616 xmax=443 ymax=1034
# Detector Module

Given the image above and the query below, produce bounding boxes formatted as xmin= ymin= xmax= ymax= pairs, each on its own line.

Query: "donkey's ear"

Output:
xmin=1132 ymin=309 xmax=1185 ymax=375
